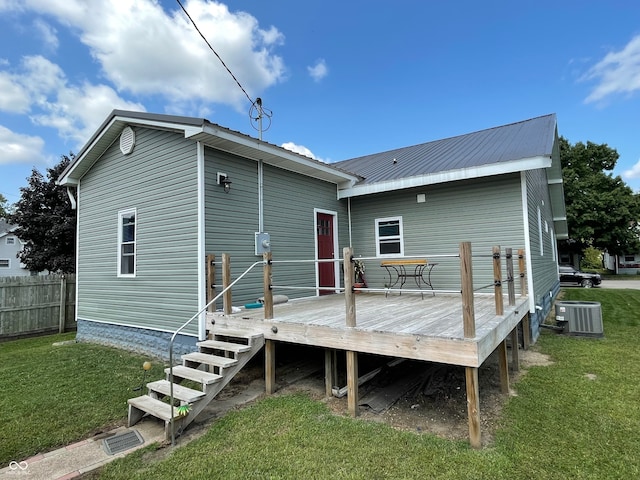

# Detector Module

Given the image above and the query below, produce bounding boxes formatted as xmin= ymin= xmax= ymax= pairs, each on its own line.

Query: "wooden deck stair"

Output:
xmin=127 ymin=330 xmax=264 ymax=440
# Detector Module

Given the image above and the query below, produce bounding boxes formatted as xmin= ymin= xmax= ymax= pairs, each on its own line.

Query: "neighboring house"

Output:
xmin=603 ymin=252 xmax=640 ymax=275
xmin=0 ymin=219 xmax=30 ymax=277
xmin=57 ymin=110 xmax=567 ymax=357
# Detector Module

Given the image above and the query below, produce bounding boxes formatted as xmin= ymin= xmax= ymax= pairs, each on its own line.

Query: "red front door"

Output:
xmin=317 ymin=212 xmax=335 ymax=295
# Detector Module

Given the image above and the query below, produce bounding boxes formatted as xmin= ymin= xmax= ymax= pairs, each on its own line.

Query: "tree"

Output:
xmin=0 ymin=193 xmax=8 ymax=218
xmin=9 ymin=155 xmax=77 ymax=273
xmin=560 ymin=136 xmax=640 ymax=258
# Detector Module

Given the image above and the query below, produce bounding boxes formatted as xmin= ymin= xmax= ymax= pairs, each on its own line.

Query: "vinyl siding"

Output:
xmin=525 ymin=168 xmax=559 ymax=303
xmin=77 ymin=127 xmax=200 ymax=335
xmin=349 ymin=174 xmax=526 ymax=292
xmin=204 ymin=148 xmax=347 ymax=306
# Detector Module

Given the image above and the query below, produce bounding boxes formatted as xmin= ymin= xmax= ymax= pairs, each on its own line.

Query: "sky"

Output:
xmin=1 ymin=0 xmax=640 ymax=207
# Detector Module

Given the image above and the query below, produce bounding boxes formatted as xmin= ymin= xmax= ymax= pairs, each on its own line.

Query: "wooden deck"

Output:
xmin=207 ymin=292 xmax=528 ymax=368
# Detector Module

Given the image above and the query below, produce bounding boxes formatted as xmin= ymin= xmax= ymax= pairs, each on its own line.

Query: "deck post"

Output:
xmin=460 ymin=242 xmax=475 ymax=338
xmin=222 ymin=253 xmax=232 ymax=315
xmin=465 ymin=367 xmax=481 ymax=448
xmin=265 ymin=339 xmax=275 ymax=395
xmin=207 ymin=254 xmax=216 ymax=313
xmin=493 ymin=246 xmax=503 ymax=316
xmin=497 ymin=339 xmax=510 ymax=394
xmin=518 ymin=249 xmax=527 ymax=297
xmin=505 ymin=248 xmax=515 ymax=306
xmin=324 ymin=350 xmax=335 ymax=397
xmin=522 ymin=314 xmax=531 ymax=350
xmin=343 ymin=247 xmax=356 ymax=327
xmin=509 ymin=327 xmax=520 ymax=371
xmin=346 ymin=350 xmax=359 ymax=417
xmin=263 ymin=252 xmax=273 ymax=320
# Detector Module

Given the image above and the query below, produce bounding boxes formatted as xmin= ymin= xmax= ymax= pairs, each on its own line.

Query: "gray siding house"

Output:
xmin=58 ymin=110 xmax=566 ymax=356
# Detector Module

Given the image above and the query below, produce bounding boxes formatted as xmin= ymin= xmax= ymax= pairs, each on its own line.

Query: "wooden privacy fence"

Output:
xmin=0 ymin=274 xmax=76 ymax=340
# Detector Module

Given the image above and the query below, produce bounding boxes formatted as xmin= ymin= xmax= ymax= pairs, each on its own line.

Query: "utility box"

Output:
xmin=555 ymin=301 xmax=603 ymax=337
xmin=255 ymin=232 xmax=271 ymax=255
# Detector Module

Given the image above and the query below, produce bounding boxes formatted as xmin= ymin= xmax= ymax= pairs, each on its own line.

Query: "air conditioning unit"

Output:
xmin=554 ymin=301 xmax=603 ymax=337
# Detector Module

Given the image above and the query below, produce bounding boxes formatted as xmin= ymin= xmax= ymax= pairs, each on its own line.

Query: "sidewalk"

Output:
xmin=0 ymin=421 xmax=164 ymax=480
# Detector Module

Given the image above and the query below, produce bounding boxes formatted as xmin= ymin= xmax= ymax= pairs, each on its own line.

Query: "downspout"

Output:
xmin=197 ymin=141 xmax=206 ymax=340
xmin=66 ymin=187 xmax=77 ymax=210
xmin=348 ymin=196 xmax=353 ymax=247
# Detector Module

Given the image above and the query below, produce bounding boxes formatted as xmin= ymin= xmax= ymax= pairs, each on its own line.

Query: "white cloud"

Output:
xmin=0 ymin=125 xmax=48 ymax=165
xmin=33 ymin=18 xmax=59 ymax=51
xmin=2 ymin=0 xmax=286 ymax=110
xmin=281 ymin=141 xmax=317 ymax=159
xmin=583 ymin=35 xmax=640 ymax=103
xmin=623 ymin=159 xmax=640 ymax=179
xmin=307 ymin=59 xmax=328 ymax=82
xmin=0 ymin=55 xmax=145 ymax=147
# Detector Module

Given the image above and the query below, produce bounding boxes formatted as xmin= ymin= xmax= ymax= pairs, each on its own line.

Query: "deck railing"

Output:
xmin=210 ymin=242 xmax=527 ymax=339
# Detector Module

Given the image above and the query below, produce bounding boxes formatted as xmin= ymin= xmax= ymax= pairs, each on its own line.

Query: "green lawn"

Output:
xmin=95 ymin=288 xmax=640 ymax=479
xmin=0 ymin=333 xmax=165 ymax=466
xmin=3 ymin=288 xmax=640 ymax=478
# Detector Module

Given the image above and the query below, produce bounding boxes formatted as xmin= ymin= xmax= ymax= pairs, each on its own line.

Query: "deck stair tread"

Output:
xmin=182 ymin=352 xmax=238 ymax=368
xmin=165 ymin=365 xmax=223 ymax=385
xmin=146 ymin=380 xmax=206 ymax=403
xmin=196 ymin=339 xmax=251 ymax=353
xmin=128 ymin=395 xmax=181 ymax=422
xmin=212 ymin=329 xmax=264 ymax=341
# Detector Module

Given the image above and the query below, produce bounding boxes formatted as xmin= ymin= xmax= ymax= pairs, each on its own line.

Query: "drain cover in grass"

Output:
xmin=102 ymin=430 xmax=144 ymax=455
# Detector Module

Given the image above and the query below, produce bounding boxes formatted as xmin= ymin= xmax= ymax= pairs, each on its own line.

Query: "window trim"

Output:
xmin=117 ymin=208 xmax=137 ymax=277
xmin=375 ymin=216 xmax=404 ymax=257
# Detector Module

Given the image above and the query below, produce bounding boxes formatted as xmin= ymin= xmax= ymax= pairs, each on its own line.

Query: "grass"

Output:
xmin=0 ymin=333 xmax=166 ymax=466
xmin=94 ymin=288 xmax=640 ymax=479
xmin=4 ymin=288 xmax=640 ymax=478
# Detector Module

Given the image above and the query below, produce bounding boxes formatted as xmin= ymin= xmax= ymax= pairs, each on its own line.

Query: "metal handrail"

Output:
xmin=168 ymin=260 xmax=265 ymax=446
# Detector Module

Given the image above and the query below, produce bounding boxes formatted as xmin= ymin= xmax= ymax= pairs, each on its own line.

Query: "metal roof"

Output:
xmin=58 ymin=110 xmax=361 ymax=189
xmin=334 ymin=114 xmax=559 ymax=196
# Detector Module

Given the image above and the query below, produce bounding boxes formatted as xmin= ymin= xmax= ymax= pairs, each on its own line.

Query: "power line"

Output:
xmin=176 ymin=0 xmax=253 ymax=105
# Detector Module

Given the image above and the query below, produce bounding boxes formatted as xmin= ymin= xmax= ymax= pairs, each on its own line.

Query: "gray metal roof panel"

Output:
xmin=334 ymin=114 xmax=557 ymax=184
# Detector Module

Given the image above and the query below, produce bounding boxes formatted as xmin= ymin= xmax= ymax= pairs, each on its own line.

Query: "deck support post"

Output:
xmin=346 ymin=350 xmax=359 ymax=417
xmin=343 ymin=247 xmax=356 ymax=327
xmin=265 ymin=339 xmax=276 ymax=395
xmin=522 ymin=314 xmax=531 ymax=350
xmin=510 ymin=327 xmax=520 ymax=371
xmin=465 ymin=366 xmax=481 ymax=448
xmin=493 ymin=246 xmax=503 ymax=316
xmin=222 ymin=253 xmax=232 ymax=315
xmin=497 ymin=339 xmax=510 ymax=394
xmin=324 ymin=350 xmax=336 ymax=397
xmin=460 ymin=242 xmax=475 ymax=338
xmin=263 ymin=252 xmax=273 ymax=320
xmin=505 ymin=248 xmax=515 ymax=306
xmin=518 ymin=249 xmax=527 ymax=297
xmin=206 ymin=254 xmax=216 ymax=313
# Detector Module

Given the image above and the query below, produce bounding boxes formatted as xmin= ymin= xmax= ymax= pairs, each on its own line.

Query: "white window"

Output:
xmin=375 ymin=217 xmax=404 ymax=257
xmin=118 ymin=208 xmax=137 ymax=277
xmin=6 ymin=237 xmax=15 ymax=245
xmin=0 ymin=259 xmax=9 ymax=267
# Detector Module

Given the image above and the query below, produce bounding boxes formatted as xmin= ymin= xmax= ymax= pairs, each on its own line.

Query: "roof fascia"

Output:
xmin=337 ymin=155 xmax=551 ymax=199
xmin=191 ymin=124 xmax=360 ymax=186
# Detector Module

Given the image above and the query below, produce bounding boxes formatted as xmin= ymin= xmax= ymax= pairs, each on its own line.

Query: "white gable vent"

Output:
xmin=120 ymin=126 xmax=136 ymax=155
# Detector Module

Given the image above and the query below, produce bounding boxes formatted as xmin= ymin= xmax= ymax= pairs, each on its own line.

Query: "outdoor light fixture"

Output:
xmin=220 ymin=175 xmax=232 ymax=193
